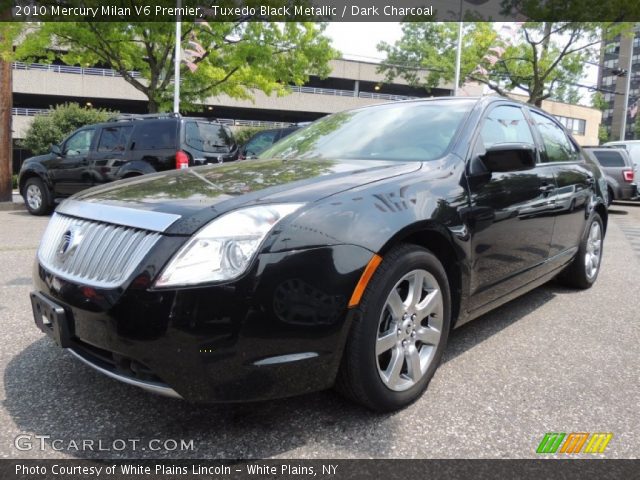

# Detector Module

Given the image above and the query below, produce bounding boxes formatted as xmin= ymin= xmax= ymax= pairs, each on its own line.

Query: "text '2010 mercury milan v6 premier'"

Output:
xmin=30 ymin=97 xmax=607 ymax=412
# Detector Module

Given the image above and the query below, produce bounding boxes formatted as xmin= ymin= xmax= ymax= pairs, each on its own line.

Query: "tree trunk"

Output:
xmin=148 ymin=98 xmax=158 ymax=113
xmin=0 ymin=57 xmax=12 ymax=202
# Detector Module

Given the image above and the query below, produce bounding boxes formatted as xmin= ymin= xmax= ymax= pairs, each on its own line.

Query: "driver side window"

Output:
xmin=64 ymin=129 xmax=95 ymax=156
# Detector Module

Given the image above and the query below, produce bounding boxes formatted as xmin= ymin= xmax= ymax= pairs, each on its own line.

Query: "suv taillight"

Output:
xmin=176 ymin=151 xmax=189 ymax=170
xmin=623 ymin=170 xmax=634 ymax=182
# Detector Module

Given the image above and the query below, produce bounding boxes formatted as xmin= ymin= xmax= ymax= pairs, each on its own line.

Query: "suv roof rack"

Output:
xmin=108 ymin=113 xmax=222 ymax=124
xmin=109 ymin=113 xmax=182 ymax=122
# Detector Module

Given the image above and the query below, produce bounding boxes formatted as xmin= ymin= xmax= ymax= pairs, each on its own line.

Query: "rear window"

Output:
xmin=132 ymin=120 xmax=177 ymax=150
xmin=591 ymin=150 xmax=626 ymax=167
xmin=184 ymin=122 xmax=234 ymax=152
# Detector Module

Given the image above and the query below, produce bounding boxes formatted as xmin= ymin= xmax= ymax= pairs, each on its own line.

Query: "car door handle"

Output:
xmin=539 ymin=184 xmax=555 ymax=193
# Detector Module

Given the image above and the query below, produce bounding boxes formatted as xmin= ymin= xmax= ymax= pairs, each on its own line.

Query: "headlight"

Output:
xmin=155 ymin=204 xmax=303 ymax=287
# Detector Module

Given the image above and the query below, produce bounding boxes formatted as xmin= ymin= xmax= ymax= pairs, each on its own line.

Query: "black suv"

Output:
xmin=18 ymin=113 xmax=238 ymax=215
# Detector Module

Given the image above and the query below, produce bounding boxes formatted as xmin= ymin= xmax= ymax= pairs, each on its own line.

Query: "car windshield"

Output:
xmin=260 ymin=100 xmax=475 ymax=162
xmin=185 ymin=122 xmax=234 ymax=152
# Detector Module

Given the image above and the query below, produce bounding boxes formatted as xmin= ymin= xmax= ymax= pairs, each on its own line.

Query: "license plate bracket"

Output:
xmin=30 ymin=292 xmax=72 ymax=348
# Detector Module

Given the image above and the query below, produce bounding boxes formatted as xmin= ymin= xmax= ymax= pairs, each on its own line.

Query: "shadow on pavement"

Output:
xmin=3 ymin=283 xmax=561 ymax=459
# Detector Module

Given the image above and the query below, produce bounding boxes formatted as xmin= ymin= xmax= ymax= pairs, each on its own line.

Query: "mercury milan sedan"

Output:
xmin=31 ymin=97 xmax=607 ymax=411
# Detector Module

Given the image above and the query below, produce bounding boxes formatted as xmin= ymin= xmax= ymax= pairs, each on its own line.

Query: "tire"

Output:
xmin=336 ymin=244 xmax=451 ymax=412
xmin=607 ymin=187 xmax=614 ymax=207
xmin=556 ymin=213 xmax=604 ymax=289
xmin=23 ymin=177 xmax=53 ymax=216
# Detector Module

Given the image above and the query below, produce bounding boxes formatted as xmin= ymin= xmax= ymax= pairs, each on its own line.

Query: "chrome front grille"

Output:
xmin=38 ymin=213 xmax=161 ymax=288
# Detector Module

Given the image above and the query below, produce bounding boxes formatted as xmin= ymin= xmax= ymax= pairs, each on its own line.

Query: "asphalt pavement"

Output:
xmin=0 ymin=203 xmax=639 ymax=459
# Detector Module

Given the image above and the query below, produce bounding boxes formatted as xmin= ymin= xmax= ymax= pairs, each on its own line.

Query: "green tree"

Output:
xmin=635 ymin=116 xmax=640 ymax=140
xmin=20 ymin=103 xmax=117 ymax=154
xmin=598 ymin=126 xmax=610 ymax=144
xmin=377 ymin=22 xmax=625 ymax=107
xmin=17 ymin=20 xmax=336 ymax=113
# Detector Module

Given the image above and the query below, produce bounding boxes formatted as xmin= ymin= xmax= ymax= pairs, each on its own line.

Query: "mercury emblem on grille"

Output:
xmin=56 ymin=226 xmax=83 ymax=261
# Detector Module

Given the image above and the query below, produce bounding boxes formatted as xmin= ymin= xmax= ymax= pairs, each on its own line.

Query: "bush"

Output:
xmin=233 ymin=126 xmax=267 ymax=146
xmin=12 ymin=175 xmax=18 ymax=190
xmin=19 ymin=103 xmax=118 ymax=155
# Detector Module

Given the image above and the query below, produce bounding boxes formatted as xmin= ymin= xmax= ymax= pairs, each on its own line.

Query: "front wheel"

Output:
xmin=557 ymin=213 xmax=604 ymax=289
xmin=23 ymin=177 xmax=53 ymax=216
xmin=336 ymin=244 xmax=451 ymax=412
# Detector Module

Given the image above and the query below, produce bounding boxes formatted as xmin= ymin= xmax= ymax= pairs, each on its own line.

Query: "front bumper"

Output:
xmin=32 ymin=245 xmax=373 ymax=402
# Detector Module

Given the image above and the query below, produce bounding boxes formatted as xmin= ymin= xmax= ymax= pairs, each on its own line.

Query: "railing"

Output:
xmin=288 ymin=85 xmax=418 ymax=101
xmin=11 ymin=107 xmax=50 ymax=116
xmin=13 ymin=62 xmax=419 ymax=102
xmin=12 ymin=108 xmax=293 ymax=129
xmin=12 ymin=61 xmax=141 ymax=78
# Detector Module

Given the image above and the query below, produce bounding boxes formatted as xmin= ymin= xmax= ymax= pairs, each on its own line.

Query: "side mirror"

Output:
xmin=480 ymin=143 xmax=536 ymax=173
xmin=50 ymin=144 xmax=62 ymax=156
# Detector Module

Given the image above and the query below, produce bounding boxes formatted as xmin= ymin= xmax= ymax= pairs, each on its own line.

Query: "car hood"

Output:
xmin=63 ymin=158 xmax=421 ymax=235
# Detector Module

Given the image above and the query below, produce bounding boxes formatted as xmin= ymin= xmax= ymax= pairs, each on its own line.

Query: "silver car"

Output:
xmin=584 ymin=147 xmax=638 ymax=205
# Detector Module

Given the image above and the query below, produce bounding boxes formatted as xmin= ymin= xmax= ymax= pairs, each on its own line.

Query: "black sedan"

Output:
xmin=30 ymin=97 xmax=607 ymax=411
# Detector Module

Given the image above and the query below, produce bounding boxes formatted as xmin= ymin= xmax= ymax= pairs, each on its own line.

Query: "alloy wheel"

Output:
xmin=585 ymin=221 xmax=602 ymax=280
xmin=26 ymin=184 xmax=43 ymax=210
xmin=376 ymin=269 xmax=443 ymax=392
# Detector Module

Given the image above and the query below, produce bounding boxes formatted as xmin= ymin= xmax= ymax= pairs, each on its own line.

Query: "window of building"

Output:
xmin=553 ymin=115 xmax=586 ymax=136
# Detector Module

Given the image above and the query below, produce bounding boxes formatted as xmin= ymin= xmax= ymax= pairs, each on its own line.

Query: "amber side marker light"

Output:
xmin=348 ymin=254 xmax=383 ymax=307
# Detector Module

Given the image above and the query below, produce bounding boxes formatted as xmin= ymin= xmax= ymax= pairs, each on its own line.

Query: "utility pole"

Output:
xmin=0 ymin=27 xmax=13 ymax=203
xmin=619 ymin=32 xmax=635 ymax=141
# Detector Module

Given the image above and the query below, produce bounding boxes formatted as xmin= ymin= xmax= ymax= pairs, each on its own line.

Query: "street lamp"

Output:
xmin=453 ymin=0 xmax=490 ymax=96
xmin=173 ymin=0 xmax=182 ymax=114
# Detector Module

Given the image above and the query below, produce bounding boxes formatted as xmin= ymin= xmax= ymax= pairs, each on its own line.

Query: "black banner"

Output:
xmin=4 ymin=0 xmax=640 ymax=22
xmin=1 ymin=459 xmax=640 ymax=480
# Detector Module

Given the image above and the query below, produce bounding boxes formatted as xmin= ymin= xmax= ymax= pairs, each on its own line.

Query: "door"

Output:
xmin=529 ymin=110 xmax=594 ymax=259
xmin=89 ymin=124 xmax=133 ymax=185
xmin=465 ymin=104 xmax=557 ymax=310
xmin=50 ymin=128 xmax=96 ymax=196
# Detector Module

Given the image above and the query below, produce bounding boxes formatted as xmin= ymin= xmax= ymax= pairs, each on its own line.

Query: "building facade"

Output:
xmin=11 ymin=57 xmax=602 ymax=171
xmin=598 ymin=24 xmax=640 ymax=142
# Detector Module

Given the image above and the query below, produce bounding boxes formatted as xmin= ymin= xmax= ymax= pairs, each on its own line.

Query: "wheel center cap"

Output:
xmin=401 ymin=320 xmax=413 ymax=338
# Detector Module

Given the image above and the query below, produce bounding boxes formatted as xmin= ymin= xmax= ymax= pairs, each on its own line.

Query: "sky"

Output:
xmin=325 ymin=23 xmax=403 ymax=62
xmin=324 ymin=22 xmax=598 ymax=106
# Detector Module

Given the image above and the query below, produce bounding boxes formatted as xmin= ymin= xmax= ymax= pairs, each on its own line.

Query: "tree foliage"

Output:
xmin=17 ymin=20 xmax=337 ymax=113
xmin=20 ymin=103 xmax=117 ymax=154
xmin=377 ymin=22 xmax=627 ymax=106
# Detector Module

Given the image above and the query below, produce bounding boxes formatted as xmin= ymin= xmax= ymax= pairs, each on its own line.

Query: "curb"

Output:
xmin=0 ymin=201 xmax=26 ymax=211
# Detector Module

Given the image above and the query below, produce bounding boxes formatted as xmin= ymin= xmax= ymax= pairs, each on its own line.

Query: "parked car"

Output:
xmin=30 ymin=97 xmax=607 ymax=412
xmin=583 ymin=147 xmax=637 ymax=205
xmin=18 ymin=113 xmax=238 ymax=215
xmin=238 ymin=126 xmax=300 ymax=159
xmin=603 ymin=140 xmax=640 ymax=171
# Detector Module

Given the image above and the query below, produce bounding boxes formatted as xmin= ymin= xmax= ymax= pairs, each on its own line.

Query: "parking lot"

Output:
xmin=0 ymin=202 xmax=639 ymax=459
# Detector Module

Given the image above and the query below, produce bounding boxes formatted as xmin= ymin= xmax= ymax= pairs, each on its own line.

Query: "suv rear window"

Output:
xmin=133 ymin=120 xmax=177 ymax=150
xmin=184 ymin=122 xmax=234 ymax=152
xmin=592 ymin=150 xmax=626 ymax=167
